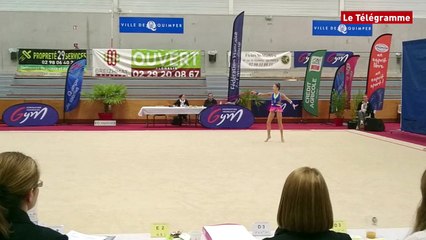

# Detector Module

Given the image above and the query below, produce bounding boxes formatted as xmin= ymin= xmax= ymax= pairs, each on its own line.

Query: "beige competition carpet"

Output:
xmin=0 ymin=129 xmax=425 ymax=234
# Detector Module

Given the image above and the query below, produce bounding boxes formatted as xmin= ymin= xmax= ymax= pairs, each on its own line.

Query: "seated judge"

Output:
xmin=174 ymin=94 xmax=190 ymax=122
xmin=203 ymin=93 xmax=217 ymax=107
xmin=357 ymin=95 xmax=374 ymax=127
xmin=0 ymin=151 xmax=68 ymax=240
xmin=264 ymin=167 xmax=351 ymax=240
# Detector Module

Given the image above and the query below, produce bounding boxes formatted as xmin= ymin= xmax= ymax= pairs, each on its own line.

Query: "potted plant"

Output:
xmin=237 ymin=89 xmax=263 ymax=111
xmin=348 ymin=91 xmax=363 ymax=129
xmin=86 ymin=84 xmax=127 ymax=120
xmin=330 ymin=90 xmax=347 ymax=126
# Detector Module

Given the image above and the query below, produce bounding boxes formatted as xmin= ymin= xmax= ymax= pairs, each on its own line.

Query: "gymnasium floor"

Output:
xmin=0 ymin=129 xmax=425 ymax=234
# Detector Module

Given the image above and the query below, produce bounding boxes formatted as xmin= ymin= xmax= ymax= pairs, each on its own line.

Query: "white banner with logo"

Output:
xmin=228 ymin=51 xmax=292 ymax=70
xmin=92 ymin=49 xmax=132 ymax=77
xmin=92 ymin=49 xmax=201 ymax=78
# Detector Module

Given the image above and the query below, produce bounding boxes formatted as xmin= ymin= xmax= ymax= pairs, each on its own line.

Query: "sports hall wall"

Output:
xmin=1 ymin=12 xmax=426 ymax=76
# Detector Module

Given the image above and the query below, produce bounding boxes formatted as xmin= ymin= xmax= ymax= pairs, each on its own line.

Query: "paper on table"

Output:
xmin=67 ymin=230 xmax=107 ymax=240
xmin=203 ymin=225 xmax=256 ymax=240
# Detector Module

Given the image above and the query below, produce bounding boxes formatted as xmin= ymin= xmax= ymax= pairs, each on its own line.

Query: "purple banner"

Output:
xmin=344 ymin=55 xmax=360 ymax=107
xmin=227 ymin=12 xmax=244 ymax=103
xmin=330 ymin=64 xmax=345 ymax=113
xmin=251 ymin=100 xmax=302 ymax=117
xmin=330 ymin=55 xmax=360 ymax=112
xmin=199 ymin=105 xmax=254 ymax=129
xmin=2 ymin=103 xmax=59 ymax=127
xmin=64 ymin=58 xmax=86 ymax=112
xmin=294 ymin=51 xmax=353 ymax=68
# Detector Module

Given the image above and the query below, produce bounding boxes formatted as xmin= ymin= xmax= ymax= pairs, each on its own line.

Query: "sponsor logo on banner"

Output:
xmin=92 ymin=49 xmax=201 ymax=78
xmin=366 ymin=34 xmax=392 ymax=111
xmin=341 ymin=11 xmax=413 ymax=24
xmin=375 ymin=44 xmax=389 ymax=53
xmin=294 ymin=51 xmax=353 ymax=68
xmin=312 ymin=20 xmax=372 ymax=36
xmin=228 ymin=51 xmax=292 ymax=69
xmin=302 ymin=50 xmax=326 ymax=116
xmin=17 ymin=49 xmax=87 ymax=76
xmin=119 ymin=17 xmax=184 ymax=34
xmin=2 ymin=103 xmax=59 ymax=127
xmin=199 ymin=105 xmax=254 ymax=129
xmin=309 ymin=56 xmax=323 ymax=72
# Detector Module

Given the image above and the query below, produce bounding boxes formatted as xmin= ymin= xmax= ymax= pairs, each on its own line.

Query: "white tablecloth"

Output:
xmin=83 ymin=227 xmax=411 ymax=240
xmin=138 ymin=106 xmax=206 ymax=117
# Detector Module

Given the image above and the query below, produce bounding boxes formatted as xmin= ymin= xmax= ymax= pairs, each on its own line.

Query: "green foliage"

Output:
xmin=330 ymin=90 xmax=347 ymax=118
xmin=238 ymin=89 xmax=263 ymax=110
xmin=86 ymin=84 xmax=127 ymax=113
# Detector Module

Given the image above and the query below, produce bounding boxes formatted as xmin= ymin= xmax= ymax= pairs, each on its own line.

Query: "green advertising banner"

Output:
xmin=302 ymin=50 xmax=326 ymax=116
xmin=131 ymin=49 xmax=200 ymax=69
xmin=17 ymin=49 xmax=87 ymax=76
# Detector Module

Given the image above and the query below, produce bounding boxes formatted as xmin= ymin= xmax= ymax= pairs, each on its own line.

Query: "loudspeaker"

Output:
xmin=10 ymin=51 xmax=18 ymax=61
xmin=365 ymin=118 xmax=385 ymax=132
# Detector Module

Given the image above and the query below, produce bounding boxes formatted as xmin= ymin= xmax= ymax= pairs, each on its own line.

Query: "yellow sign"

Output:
xmin=332 ymin=220 xmax=347 ymax=233
xmin=151 ymin=223 xmax=169 ymax=238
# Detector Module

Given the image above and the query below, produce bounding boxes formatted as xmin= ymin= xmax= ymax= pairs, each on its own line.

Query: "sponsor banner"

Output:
xmin=366 ymin=34 xmax=392 ymax=111
xmin=17 ymin=49 xmax=87 ymax=76
xmin=119 ymin=17 xmax=184 ymax=34
xmin=343 ymin=55 xmax=360 ymax=107
xmin=341 ymin=11 xmax=413 ymax=24
xmin=2 ymin=103 xmax=59 ymax=127
xmin=312 ymin=20 xmax=372 ymax=36
xmin=199 ymin=105 xmax=254 ymax=129
xmin=228 ymin=51 xmax=291 ymax=69
xmin=92 ymin=49 xmax=201 ymax=78
xmin=330 ymin=55 xmax=360 ymax=112
xmin=227 ymin=12 xmax=244 ymax=103
xmin=302 ymin=50 xmax=327 ymax=116
xmin=251 ymin=100 xmax=302 ymax=117
xmin=294 ymin=51 xmax=353 ymax=68
xmin=64 ymin=59 xmax=87 ymax=112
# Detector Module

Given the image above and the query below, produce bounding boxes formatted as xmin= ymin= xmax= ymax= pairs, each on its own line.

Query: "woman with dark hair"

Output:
xmin=265 ymin=167 xmax=351 ymax=240
xmin=0 ymin=151 xmax=67 ymax=240
xmin=252 ymin=83 xmax=297 ymax=142
xmin=174 ymin=94 xmax=190 ymax=125
xmin=405 ymin=169 xmax=426 ymax=240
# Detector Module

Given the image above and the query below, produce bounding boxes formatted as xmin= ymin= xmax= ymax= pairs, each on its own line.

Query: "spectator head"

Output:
xmin=0 ymin=152 xmax=41 ymax=238
xmin=414 ymin=169 xmax=426 ymax=232
xmin=363 ymin=95 xmax=368 ymax=102
xmin=277 ymin=167 xmax=333 ymax=233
